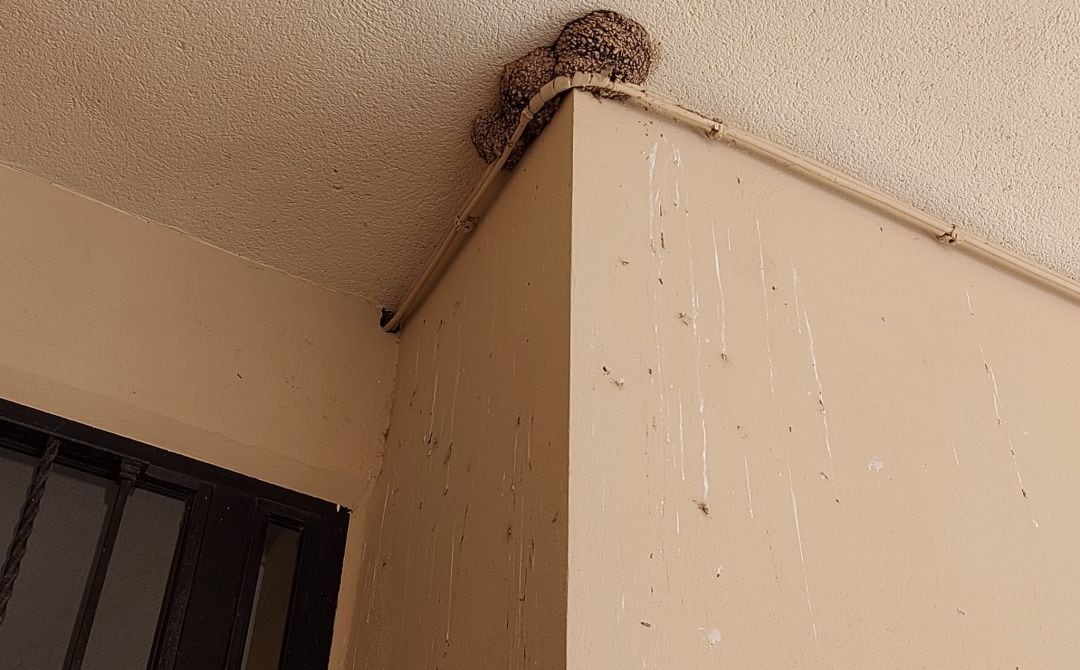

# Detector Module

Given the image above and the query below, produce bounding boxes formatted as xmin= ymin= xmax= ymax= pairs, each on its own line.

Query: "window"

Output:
xmin=0 ymin=398 xmax=348 ymax=669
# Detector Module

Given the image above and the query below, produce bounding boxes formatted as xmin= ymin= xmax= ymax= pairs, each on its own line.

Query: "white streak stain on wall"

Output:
xmin=980 ymin=345 xmax=1005 ymax=426
xmin=366 ymin=481 xmax=392 ymax=623
xmin=743 ymin=454 xmax=755 ymax=519
xmin=709 ymin=219 xmax=729 ymax=355
xmin=791 ymin=261 xmax=804 ymax=334
xmin=446 ymin=519 xmax=457 ymax=642
xmin=755 ymin=219 xmax=777 ymax=397
xmin=787 ymin=464 xmax=818 ymax=640
xmin=685 ymin=212 xmax=710 ymax=501
xmin=979 ymin=343 xmax=1028 ymax=498
xmin=677 ymin=390 xmax=686 ymax=482
xmin=800 ymin=303 xmax=834 ymax=462
xmin=645 ymin=141 xmax=669 ymax=467
xmin=448 ymin=297 xmax=467 ymax=444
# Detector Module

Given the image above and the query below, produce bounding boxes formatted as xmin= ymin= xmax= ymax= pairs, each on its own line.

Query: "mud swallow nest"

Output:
xmin=470 ymin=10 xmax=653 ymax=168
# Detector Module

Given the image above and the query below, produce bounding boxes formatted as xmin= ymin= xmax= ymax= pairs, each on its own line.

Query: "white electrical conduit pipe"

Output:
xmin=382 ymin=72 xmax=1080 ymax=332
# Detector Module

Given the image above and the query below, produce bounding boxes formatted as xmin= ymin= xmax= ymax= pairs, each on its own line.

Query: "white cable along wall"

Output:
xmin=383 ymin=72 xmax=1080 ymax=332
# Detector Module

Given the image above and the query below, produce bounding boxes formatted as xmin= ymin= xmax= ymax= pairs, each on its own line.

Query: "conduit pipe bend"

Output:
xmin=382 ymin=72 xmax=1080 ymax=332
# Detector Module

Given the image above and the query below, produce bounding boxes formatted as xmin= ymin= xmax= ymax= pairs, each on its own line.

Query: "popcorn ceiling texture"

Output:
xmin=0 ymin=0 xmax=1077 ymax=305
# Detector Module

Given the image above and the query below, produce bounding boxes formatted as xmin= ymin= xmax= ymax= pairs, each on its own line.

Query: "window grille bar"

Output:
xmin=62 ymin=458 xmax=140 ymax=669
xmin=0 ymin=435 xmax=61 ymax=627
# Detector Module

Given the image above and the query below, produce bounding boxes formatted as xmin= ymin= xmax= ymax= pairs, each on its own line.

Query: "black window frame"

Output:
xmin=0 ymin=397 xmax=349 ymax=670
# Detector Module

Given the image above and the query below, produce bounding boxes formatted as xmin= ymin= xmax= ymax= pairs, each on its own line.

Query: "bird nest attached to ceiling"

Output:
xmin=470 ymin=10 xmax=654 ymax=168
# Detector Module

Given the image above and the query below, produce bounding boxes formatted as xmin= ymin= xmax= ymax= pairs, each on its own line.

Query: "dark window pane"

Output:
xmin=81 ymin=487 xmax=186 ymax=670
xmin=240 ymin=523 xmax=300 ymax=670
xmin=0 ymin=452 xmax=110 ymax=670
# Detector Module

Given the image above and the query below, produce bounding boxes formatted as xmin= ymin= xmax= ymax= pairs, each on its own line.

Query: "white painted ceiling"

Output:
xmin=2 ymin=1 xmax=1077 ymax=306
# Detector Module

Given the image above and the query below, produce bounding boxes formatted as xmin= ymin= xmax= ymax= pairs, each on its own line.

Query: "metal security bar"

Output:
xmin=0 ymin=436 xmax=61 ymax=625
xmin=63 ymin=459 xmax=142 ymax=668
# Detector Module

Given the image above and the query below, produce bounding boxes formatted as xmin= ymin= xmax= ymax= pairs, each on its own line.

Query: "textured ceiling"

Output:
xmin=1 ymin=1 xmax=1078 ymax=306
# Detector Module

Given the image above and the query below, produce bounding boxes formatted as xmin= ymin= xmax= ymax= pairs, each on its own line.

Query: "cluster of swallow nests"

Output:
xmin=470 ymin=10 xmax=654 ymax=168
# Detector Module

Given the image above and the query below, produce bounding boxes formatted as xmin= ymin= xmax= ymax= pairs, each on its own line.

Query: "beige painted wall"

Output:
xmin=0 ymin=163 xmax=397 ymax=668
xmin=568 ymin=91 xmax=1080 ymax=667
xmin=350 ymin=101 xmax=574 ymax=668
